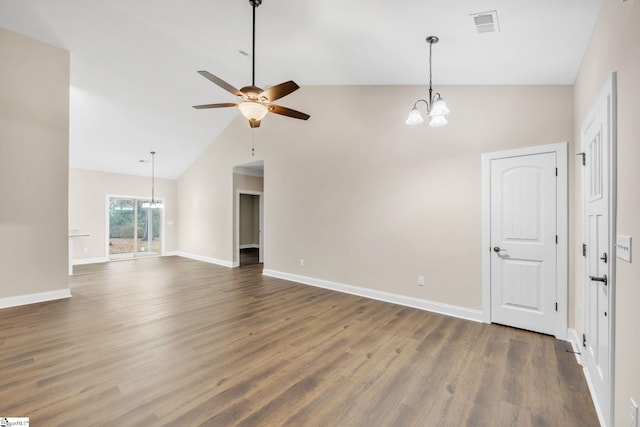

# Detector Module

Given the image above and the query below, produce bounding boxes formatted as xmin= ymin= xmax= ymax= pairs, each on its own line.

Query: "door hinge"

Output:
xmin=582 ymin=243 xmax=587 ymax=257
xmin=555 ymin=167 xmax=558 ymax=176
xmin=555 ymin=235 xmax=558 ymax=244
xmin=582 ymin=333 xmax=587 ymax=347
xmin=576 ymin=152 xmax=586 ymax=166
xmin=555 ymin=302 xmax=558 ymax=311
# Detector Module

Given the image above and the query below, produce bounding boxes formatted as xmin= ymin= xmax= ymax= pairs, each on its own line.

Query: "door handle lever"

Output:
xmin=589 ymin=274 xmax=607 ymax=286
xmin=493 ymin=246 xmax=507 ymax=253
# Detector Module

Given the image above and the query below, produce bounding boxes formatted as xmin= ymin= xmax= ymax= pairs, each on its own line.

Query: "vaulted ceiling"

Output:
xmin=0 ymin=0 xmax=601 ymax=179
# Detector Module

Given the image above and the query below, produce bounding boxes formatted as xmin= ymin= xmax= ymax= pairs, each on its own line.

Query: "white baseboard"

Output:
xmin=0 ymin=288 xmax=72 ymax=310
xmin=567 ymin=328 xmax=607 ymax=427
xmin=567 ymin=328 xmax=584 ymax=365
xmin=581 ymin=360 xmax=608 ymax=427
xmin=262 ymin=269 xmax=483 ymax=323
xmin=72 ymin=257 xmax=108 ymax=266
xmin=175 ymin=252 xmax=235 ymax=268
xmin=239 ymin=244 xmax=259 ymax=250
xmin=73 ymin=253 xmax=181 ymax=265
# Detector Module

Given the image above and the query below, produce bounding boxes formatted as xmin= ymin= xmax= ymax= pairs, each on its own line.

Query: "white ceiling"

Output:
xmin=0 ymin=0 xmax=601 ymax=179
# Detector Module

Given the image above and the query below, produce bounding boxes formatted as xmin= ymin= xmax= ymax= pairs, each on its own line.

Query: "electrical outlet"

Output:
xmin=418 ymin=275 xmax=425 ymax=286
xmin=300 ymin=259 xmax=304 ymax=266
xmin=631 ymin=397 xmax=638 ymax=427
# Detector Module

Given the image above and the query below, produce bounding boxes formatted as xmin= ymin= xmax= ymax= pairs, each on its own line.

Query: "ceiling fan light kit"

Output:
xmin=193 ymin=0 xmax=309 ymax=128
xmin=406 ymin=35 xmax=450 ymax=127
xmin=238 ymin=101 xmax=268 ymax=123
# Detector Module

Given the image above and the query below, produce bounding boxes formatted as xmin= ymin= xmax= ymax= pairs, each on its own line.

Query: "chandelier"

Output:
xmin=142 ymin=151 xmax=163 ymax=209
xmin=406 ymin=36 xmax=450 ymax=127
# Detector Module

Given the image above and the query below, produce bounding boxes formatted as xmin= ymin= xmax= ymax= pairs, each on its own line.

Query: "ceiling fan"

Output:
xmin=193 ymin=0 xmax=310 ymax=128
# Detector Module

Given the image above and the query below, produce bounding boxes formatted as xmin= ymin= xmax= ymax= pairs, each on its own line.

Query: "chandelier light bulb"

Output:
xmin=429 ymin=114 xmax=448 ymax=127
xmin=405 ymin=108 xmax=424 ymax=125
xmin=429 ymin=98 xmax=450 ymax=117
xmin=142 ymin=201 xmax=163 ymax=209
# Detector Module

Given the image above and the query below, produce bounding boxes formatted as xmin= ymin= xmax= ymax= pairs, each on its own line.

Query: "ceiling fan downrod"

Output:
xmin=249 ymin=0 xmax=262 ymax=87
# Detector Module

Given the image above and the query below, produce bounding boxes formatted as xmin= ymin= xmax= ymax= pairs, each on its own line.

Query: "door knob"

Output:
xmin=493 ymin=246 xmax=507 ymax=253
xmin=589 ymin=274 xmax=607 ymax=286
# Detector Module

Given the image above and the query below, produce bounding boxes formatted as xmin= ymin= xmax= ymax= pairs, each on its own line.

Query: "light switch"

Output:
xmin=616 ymin=235 xmax=632 ymax=262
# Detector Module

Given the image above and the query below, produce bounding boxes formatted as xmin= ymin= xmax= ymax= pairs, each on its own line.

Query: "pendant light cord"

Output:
xmin=428 ymin=41 xmax=433 ymax=110
xmin=151 ymin=151 xmax=156 ymax=203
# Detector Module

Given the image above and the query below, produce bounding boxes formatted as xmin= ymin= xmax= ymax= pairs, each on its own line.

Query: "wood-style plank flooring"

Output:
xmin=240 ymin=248 xmax=260 ymax=266
xmin=0 ymin=256 xmax=598 ymax=426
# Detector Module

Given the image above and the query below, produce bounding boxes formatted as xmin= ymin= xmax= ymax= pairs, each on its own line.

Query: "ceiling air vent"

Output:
xmin=470 ymin=10 xmax=500 ymax=33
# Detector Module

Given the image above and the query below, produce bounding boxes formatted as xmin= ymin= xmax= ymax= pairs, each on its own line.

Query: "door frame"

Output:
xmin=235 ymin=190 xmax=264 ymax=267
xmin=580 ymin=72 xmax=616 ymax=427
xmin=481 ymin=142 xmax=568 ymax=339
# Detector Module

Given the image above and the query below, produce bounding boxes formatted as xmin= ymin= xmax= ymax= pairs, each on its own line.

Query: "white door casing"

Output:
xmin=580 ymin=73 xmax=616 ymax=427
xmin=481 ymin=142 xmax=567 ymax=339
xmin=258 ymin=194 xmax=264 ymax=264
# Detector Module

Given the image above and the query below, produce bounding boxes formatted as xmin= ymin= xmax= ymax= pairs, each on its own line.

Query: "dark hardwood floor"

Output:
xmin=240 ymin=248 xmax=260 ymax=266
xmin=0 ymin=256 xmax=598 ymax=426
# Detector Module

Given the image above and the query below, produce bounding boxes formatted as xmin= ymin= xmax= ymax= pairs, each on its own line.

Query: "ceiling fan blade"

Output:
xmin=269 ymin=104 xmax=310 ymax=121
xmin=192 ymin=103 xmax=238 ymax=109
xmin=197 ymin=71 xmax=243 ymax=98
xmin=249 ymin=120 xmax=261 ymax=128
xmin=259 ymin=81 xmax=300 ymax=102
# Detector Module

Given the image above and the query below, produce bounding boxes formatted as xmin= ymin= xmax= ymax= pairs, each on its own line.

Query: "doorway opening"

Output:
xmin=233 ymin=161 xmax=264 ymax=267
xmin=239 ymin=193 xmax=261 ymax=266
xmin=108 ymin=197 xmax=163 ymax=260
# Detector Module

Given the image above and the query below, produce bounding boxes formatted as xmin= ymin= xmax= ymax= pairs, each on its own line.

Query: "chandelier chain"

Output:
xmin=429 ymin=41 xmax=432 ymax=90
xmin=428 ymin=39 xmax=433 ymax=108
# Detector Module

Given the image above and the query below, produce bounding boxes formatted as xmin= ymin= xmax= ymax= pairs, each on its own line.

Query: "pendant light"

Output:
xmin=142 ymin=151 xmax=163 ymax=209
xmin=406 ymin=36 xmax=450 ymax=127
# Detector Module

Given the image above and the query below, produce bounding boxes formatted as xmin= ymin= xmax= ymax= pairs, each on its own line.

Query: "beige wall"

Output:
xmin=178 ymin=85 xmax=573 ymax=309
xmin=69 ymin=168 xmax=178 ymax=262
xmin=573 ymin=0 xmax=640 ymax=423
xmin=0 ymin=28 xmax=70 ymax=299
xmin=234 ymin=173 xmax=264 ymax=193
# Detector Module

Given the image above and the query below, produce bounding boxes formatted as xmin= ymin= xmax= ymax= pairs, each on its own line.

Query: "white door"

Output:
xmin=490 ymin=152 xmax=557 ymax=335
xmin=581 ymin=74 xmax=615 ymax=425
